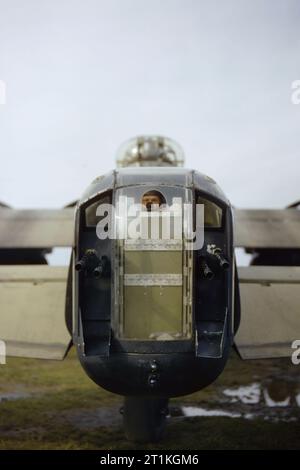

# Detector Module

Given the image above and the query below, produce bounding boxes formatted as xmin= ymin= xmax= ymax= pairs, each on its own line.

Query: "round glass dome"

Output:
xmin=116 ymin=135 xmax=185 ymax=168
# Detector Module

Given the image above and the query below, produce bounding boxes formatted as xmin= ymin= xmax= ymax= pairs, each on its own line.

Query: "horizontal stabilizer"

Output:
xmin=1 ymin=207 xmax=300 ymax=249
xmin=0 ymin=266 xmax=70 ymax=360
xmin=234 ymin=209 xmax=300 ymax=248
xmin=235 ymin=266 xmax=300 ymax=359
xmin=0 ymin=208 xmax=74 ymax=248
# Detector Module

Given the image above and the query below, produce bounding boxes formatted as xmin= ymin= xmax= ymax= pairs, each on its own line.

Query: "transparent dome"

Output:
xmin=116 ymin=135 xmax=185 ymax=168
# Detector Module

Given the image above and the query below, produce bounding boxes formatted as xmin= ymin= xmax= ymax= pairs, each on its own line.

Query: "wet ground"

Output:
xmin=0 ymin=348 xmax=299 ymax=449
xmin=176 ymin=378 xmax=300 ymax=422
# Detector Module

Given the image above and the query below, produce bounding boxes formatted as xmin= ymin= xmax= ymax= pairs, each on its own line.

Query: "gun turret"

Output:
xmin=207 ymin=245 xmax=229 ymax=270
xmin=199 ymin=257 xmax=214 ymax=280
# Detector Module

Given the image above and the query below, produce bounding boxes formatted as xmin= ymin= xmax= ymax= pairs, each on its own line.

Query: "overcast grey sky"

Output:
xmin=0 ymin=0 xmax=299 ymax=209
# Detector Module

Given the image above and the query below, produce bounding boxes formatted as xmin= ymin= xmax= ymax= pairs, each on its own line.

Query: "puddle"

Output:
xmin=223 ymin=383 xmax=261 ymax=404
xmin=0 ymin=391 xmax=31 ymax=402
xmin=0 ymin=358 xmax=299 ymax=429
xmin=181 ymin=406 xmax=241 ymax=419
xmin=175 ymin=378 xmax=300 ymax=423
xmin=263 ymin=388 xmax=290 ymax=408
xmin=222 ymin=378 xmax=300 ymax=409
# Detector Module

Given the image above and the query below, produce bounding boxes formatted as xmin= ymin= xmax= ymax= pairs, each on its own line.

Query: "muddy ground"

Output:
xmin=0 ymin=348 xmax=299 ymax=450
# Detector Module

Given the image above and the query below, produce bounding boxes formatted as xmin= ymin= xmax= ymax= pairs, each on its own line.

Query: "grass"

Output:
xmin=0 ymin=348 xmax=299 ymax=450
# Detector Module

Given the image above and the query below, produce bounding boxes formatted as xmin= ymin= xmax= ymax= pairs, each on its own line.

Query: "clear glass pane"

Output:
xmin=197 ymin=196 xmax=223 ymax=228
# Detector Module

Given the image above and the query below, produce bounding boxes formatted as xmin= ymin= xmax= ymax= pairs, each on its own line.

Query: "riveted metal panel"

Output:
xmin=123 ymin=285 xmax=183 ymax=339
xmin=124 ymin=251 xmax=182 ymax=275
xmin=124 ymin=273 xmax=183 ymax=286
